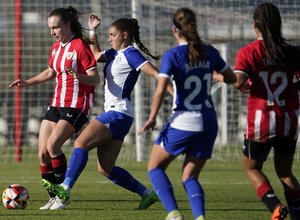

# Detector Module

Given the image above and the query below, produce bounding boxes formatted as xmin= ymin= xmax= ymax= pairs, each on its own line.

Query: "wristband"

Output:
xmin=89 ymin=29 xmax=96 ymax=36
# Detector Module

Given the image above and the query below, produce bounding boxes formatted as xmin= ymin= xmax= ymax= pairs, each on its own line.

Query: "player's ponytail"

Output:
xmin=253 ymin=2 xmax=300 ymax=68
xmin=173 ymin=8 xmax=204 ymax=66
xmin=131 ymin=19 xmax=160 ymax=60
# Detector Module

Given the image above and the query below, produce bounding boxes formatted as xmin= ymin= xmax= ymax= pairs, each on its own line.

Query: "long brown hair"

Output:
xmin=49 ymin=6 xmax=91 ymax=43
xmin=173 ymin=8 xmax=204 ymax=65
xmin=111 ymin=18 xmax=160 ymax=60
xmin=253 ymin=2 xmax=300 ymax=67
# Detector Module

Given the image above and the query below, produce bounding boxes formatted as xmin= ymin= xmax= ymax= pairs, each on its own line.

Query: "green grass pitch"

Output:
xmin=0 ymin=154 xmax=297 ymax=220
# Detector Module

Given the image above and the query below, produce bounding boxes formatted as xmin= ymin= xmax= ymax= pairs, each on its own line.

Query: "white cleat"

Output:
xmin=49 ymin=196 xmax=70 ymax=210
xmin=39 ymin=197 xmax=56 ymax=210
xmin=165 ymin=210 xmax=184 ymax=220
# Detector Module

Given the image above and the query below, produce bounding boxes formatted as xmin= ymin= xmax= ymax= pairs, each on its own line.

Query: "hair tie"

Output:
xmin=172 ymin=21 xmax=181 ymax=32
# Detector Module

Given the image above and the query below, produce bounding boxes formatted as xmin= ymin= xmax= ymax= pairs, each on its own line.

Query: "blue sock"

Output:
xmin=148 ymin=168 xmax=178 ymax=213
xmin=183 ymin=178 xmax=205 ymax=218
xmin=63 ymin=148 xmax=88 ymax=188
xmin=107 ymin=166 xmax=147 ymax=196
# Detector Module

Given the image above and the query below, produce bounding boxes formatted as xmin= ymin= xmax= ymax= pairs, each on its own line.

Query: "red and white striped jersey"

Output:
xmin=234 ymin=39 xmax=299 ymax=142
xmin=48 ymin=37 xmax=97 ymax=116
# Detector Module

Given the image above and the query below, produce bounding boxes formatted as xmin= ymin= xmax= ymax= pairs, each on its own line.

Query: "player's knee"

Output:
xmin=278 ymin=174 xmax=293 ymax=183
xmin=182 ymin=174 xmax=195 ymax=182
xmin=97 ymin=164 xmax=109 ymax=176
xmin=38 ymin=150 xmax=50 ymax=164
xmin=74 ymin=139 xmax=81 ymax=148
xmin=275 ymin=168 xmax=292 ymax=179
xmin=45 ymin=142 xmax=60 ymax=156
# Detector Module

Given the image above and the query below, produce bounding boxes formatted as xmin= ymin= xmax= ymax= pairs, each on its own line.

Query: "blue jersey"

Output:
xmin=103 ymin=46 xmax=148 ymax=117
xmin=159 ymin=43 xmax=227 ymax=131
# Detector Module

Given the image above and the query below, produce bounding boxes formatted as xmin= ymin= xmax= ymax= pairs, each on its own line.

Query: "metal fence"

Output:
xmin=1 ymin=0 xmax=300 ymax=162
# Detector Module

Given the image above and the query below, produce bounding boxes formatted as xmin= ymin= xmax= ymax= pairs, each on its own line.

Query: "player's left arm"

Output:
xmin=138 ymin=76 xmax=169 ymax=134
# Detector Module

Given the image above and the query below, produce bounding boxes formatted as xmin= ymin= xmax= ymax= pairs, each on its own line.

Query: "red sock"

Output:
xmin=40 ymin=163 xmax=56 ymax=198
xmin=40 ymin=163 xmax=53 ymax=174
xmin=256 ymin=182 xmax=280 ymax=212
xmin=51 ymin=154 xmax=67 ymax=169
xmin=256 ymin=182 xmax=272 ymax=199
xmin=51 ymin=154 xmax=67 ymax=184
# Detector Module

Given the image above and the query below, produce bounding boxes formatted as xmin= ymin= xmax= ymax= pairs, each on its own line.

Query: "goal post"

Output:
xmin=14 ymin=0 xmax=22 ymax=162
xmin=212 ymin=43 xmax=229 ymax=147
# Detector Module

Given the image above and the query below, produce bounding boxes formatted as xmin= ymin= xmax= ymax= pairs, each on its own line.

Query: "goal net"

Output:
xmin=1 ymin=0 xmax=300 ymax=162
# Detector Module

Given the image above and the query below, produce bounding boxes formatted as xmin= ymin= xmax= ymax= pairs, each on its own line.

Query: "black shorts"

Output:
xmin=43 ymin=106 xmax=88 ymax=133
xmin=243 ymin=137 xmax=297 ymax=161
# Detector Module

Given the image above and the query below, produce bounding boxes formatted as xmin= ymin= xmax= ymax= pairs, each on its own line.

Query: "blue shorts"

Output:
xmin=154 ymin=123 xmax=218 ymax=159
xmin=96 ymin=111 xmax=133 ymax=141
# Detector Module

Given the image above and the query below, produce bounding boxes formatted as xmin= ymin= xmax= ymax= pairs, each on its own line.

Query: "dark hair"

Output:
xmin=49 ymin=6 xmax=91 ymax=43
xmin=253 ymin=2 xmax=300 ymax=67
xmin=173 ymin=8 xmax=204 ymax=65
xmin=111 ymin=18 xmax=160 ymax=60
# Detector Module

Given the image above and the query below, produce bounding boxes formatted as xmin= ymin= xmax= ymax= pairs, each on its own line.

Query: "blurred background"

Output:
xmin=1 ymin=0 xmax=300 ymax=162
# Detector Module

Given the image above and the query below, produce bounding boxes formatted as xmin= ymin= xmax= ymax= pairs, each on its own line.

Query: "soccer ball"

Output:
xmin=2 ymin=184 xmax=29 ymax=209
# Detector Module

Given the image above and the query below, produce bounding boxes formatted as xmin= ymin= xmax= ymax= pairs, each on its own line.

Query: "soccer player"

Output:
xmin=9 ymin=6 xmax=100 ymax=210
xmin=233 ymin=3 xmax=300 ymax=220
xmin=41 ymin=15 xmax=162 ymax=210
xmin=138 ymin=8 xmax=236 ymax=220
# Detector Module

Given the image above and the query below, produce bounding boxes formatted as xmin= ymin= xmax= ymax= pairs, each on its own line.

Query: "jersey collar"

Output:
xmin=60 ymin=34 xmax=75 ymax=47
xmin=178 ymin=42 xmax=188 ymax=46
xmin=117 ymin=45 xmax=133 ymax=53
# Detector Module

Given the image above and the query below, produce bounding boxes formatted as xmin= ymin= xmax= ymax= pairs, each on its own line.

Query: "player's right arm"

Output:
xmin=88 ymin=14 xmax=107 ymax=62
xmin=232 ymin=47 xmax=251 ymax=93
xmin=9 ymin=68 xmax=56 ymax=88
xmin=220 ymin=67 xmax=237 ymax=84
xmin=212 ymin=67 xmax=237 ymax=85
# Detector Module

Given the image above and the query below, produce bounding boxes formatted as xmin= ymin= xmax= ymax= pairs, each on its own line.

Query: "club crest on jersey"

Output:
xmin=66 ymin=50 xmax=75 ymax=60
xmin=116 ymin=57 xmax=122 ymax=63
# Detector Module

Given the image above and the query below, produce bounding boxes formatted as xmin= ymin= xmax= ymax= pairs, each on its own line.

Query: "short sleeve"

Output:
xmin=77 ymin=42 xmax=97 ymax=71
xmin=104 ymin=48 xmax=117 ymax=60
xmin=159 ymin=51 xmax=174 ymax=78
xmin=48 ymin=43 xmax=57 ymax=69
xmin=234 ymin=47 xmax=250 ymax=75
xmin=124 ymin=48 xmax=148 ymax=70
